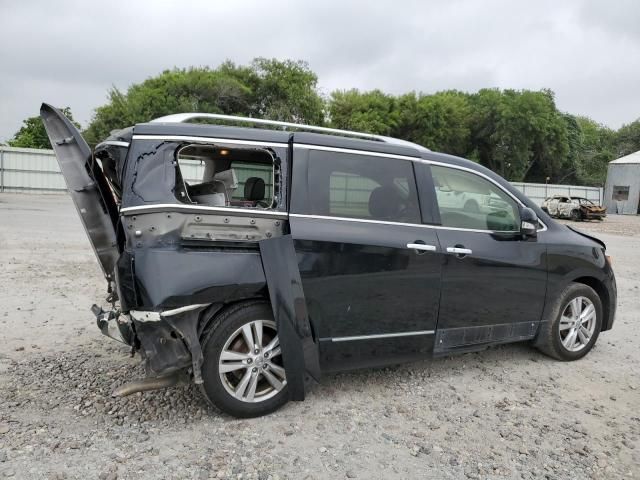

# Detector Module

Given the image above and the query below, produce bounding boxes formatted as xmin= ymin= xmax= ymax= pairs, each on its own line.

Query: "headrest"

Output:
xmin=368 ymin=185 xmax=404 ymax=220
xmin=244 ymin=177 xmax=265 ymax=201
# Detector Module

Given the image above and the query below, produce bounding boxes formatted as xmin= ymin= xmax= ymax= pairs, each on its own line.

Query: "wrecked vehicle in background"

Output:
xmin=41 ymin=104 xmax=616 ymax=418
xmin=542 ymin=195 xmax=606 ymax=221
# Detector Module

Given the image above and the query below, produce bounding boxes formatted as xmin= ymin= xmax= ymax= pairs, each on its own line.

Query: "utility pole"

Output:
xmin=545 ymin=176 xmax=550 ymax=198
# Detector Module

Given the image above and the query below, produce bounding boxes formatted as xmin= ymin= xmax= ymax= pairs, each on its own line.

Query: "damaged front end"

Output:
xmin=580 ymin=204 xmax=607 ymax=220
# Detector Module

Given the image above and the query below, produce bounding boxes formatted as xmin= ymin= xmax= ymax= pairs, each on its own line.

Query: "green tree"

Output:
xmin=250 ymin=58 xmax=324 ymax=124
xmin=84 ymin=59 xmax=324 ymax=144
xmin=328 ymin=89 xmax=398 ymax=135
xmin=395 ymin=91 xmax=472 ymax=156
xmin=553 ymin=113 xmax=583 ymax=184
xmin=574 ymin=116 xmax=616 ymax=186
xmin=79 ymin=59 xmax=627 ymax=185
xmin=8 ymin=107 xmax=79 ymax=149
xmin=615 ymin=119 xmax=640 ymax=157
xmin=468 ymin=89 xmax=568 ymax=182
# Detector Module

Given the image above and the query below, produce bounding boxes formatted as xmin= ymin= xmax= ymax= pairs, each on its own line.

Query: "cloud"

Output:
xmin=1 ymin=0 xmax=638 ymax=141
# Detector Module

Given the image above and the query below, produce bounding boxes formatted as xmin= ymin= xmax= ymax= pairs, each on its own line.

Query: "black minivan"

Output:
xmin=41 ymin=104 xmax=616 ymax=418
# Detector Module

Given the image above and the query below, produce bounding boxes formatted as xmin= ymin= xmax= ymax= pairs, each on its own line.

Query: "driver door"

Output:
xmin=422 ymin=163 xmax=547 ymax=353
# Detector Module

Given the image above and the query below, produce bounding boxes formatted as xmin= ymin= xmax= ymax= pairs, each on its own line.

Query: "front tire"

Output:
xmin=570 ymin=209 xmax=582 ymax=221
xmin=200 ymin=302 xmax=289 ymax=418
xmin=535 ymin=283 xmax=602 ymax=361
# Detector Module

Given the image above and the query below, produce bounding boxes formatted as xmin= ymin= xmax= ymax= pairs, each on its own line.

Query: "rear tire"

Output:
xmin=535 ymin=283 xmax=602 ymax=361
xmin=200 ymin=302 xmax=289 ymax=418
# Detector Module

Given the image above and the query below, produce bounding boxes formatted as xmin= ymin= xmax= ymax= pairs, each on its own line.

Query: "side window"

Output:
xmin=431 ymin=165 xmax=520 ymax=232
xmin=175 ymin=144 xmax=276 ymax=208
xmin=307 ymin=150 xmax=421 ymax=223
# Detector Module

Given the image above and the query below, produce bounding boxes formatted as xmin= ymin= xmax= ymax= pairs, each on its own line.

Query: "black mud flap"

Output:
xmin=259 ymin=235 xmax=320 ymax=401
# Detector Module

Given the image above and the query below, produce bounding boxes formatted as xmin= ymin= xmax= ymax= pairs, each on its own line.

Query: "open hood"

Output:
xmin=40 ymin=103 xmax=120 ymax=281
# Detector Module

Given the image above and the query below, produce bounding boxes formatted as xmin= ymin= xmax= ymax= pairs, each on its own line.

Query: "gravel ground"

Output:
xmin=1 ymin=194 xmax=639 ymax=480
xmin=557 ymin=214 xmax=640 ymax=237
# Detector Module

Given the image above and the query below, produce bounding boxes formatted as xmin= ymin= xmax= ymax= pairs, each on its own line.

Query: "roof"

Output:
xmin=610 ymin=150 xmax=640 ymax=164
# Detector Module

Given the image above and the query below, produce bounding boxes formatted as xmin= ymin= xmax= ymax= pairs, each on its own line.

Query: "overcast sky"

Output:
xmin=1 ymin=0 xmax=639 ymax=142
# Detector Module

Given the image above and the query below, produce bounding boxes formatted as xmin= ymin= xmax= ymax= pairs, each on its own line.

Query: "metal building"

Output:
xmin=603 ymin=150 xmax=640 ymax=215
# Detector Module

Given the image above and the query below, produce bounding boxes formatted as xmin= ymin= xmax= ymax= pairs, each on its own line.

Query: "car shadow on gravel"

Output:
xmin=1 ymin=340 xmax=557 ymax=427
xmin=312 ymin=341 xmax=550 ymax=394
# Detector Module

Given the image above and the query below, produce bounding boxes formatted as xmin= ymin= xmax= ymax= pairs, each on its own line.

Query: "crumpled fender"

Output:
xmin=259 ymin=234 xmax=320 ymax=401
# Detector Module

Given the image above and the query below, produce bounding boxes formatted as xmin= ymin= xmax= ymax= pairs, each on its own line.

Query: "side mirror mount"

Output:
xmin=520 ymin=207 xmax=538 ymax=238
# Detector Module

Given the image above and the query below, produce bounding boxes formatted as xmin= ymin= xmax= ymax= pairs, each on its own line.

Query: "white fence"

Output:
xmin=0 ymin=146 xmax=65 ymax=193
xmin=0 ymin=146 xmax=604 ymax=207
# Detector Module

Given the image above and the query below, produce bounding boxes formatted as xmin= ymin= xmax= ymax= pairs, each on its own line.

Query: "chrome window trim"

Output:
xmin=289 ymin=213 xmax=520 ymax=234
xmin=295 ymin=143 xmax=548 ymax=232
xmin=294 ymin=143 xmax=420 ymax=162
xmin=120 ymin=203 xmax=288 ymax=219
xmin=326 ymin=330 xmax=435 ymax=342
xmin=132 ymin=134 xmax=288 ymax=148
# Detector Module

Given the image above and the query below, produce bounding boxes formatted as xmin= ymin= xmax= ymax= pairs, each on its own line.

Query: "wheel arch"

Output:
xmin=571 ymin=276 xmax=611 ymax=331
xmin=197 ymin=234 xmax=322 ymax=402
xmin=198 ymin=297 xmax=268 ymax=345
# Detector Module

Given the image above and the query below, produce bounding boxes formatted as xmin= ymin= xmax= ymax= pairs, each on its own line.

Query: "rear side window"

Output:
xmin=175 ymin=144 xmax=276 ymax=208
xmin=307 ymin=150 xmax=421 ymax=223
xmin=431 ymin=165 xmax=519 ymax=232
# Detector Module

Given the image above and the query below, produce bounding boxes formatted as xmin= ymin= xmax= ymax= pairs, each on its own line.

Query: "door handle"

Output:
xmin=446 ymin=247 xmax=473 ymax=255
xmin=406 ymin=243 xmax=437 ymax=252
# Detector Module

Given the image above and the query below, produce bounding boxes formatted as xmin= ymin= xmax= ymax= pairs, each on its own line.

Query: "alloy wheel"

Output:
xmin=559 ymin=296 xmax=596 ymax=352
xmin=218 ymin=319 xmax=286 ymax=403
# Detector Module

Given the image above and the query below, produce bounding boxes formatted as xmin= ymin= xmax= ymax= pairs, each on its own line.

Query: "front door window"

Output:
xmin=431 ymin=165 xmax=519 ymax=232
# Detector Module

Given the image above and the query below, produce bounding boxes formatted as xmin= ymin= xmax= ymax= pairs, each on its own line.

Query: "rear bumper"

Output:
xmin=91 ymin=305 xmax=133 ymax=345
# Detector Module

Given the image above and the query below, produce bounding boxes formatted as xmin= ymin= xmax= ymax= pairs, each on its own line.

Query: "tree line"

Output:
xmin=7 ymin=58 xmax=640 ymax=186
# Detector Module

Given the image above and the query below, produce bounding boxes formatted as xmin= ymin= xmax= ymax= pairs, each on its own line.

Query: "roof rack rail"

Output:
xmin=149 ymin=113 xmax=429 ymax=152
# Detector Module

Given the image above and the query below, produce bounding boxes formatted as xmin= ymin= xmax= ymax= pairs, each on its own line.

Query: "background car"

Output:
xmin=541 ymin=195 xmax=606 ymax=221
